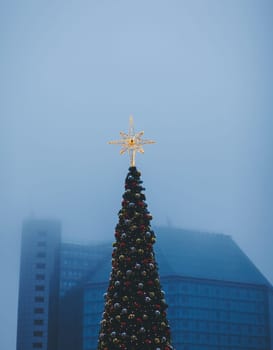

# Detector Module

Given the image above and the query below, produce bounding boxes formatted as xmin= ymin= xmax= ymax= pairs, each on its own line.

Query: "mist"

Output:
xmin=1 ymin=1 xmax=273 ymax=349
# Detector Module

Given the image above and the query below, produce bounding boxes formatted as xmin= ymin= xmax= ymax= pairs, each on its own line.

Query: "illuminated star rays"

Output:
xmin=109 ymin=116 xmax=155 ymax=167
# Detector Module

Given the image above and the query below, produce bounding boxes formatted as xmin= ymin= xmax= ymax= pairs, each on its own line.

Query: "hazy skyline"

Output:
xmin=1 ymin=1 xmax=273 ymax=349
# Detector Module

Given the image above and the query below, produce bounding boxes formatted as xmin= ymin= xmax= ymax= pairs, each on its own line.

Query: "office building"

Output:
xmin=17 ymin=222 xmax=273 ymax=350
xmin=16 ymin=219 xmax=61 ymax=350
xmin=58 ymin=242 xmax=111 ymax=350
xmin=16 ymin=219 xmax=112 ymax=350
xmin=83 ymin=228 xmax=273 ymax=350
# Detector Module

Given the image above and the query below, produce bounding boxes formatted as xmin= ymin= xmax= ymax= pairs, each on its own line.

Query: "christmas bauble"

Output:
xmin=114 ymin=303 xmax=120 ymax=309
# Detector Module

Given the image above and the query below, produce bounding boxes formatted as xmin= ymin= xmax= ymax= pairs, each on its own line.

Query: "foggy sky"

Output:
xmin=1 ymin=1 xmax=273 ymax=349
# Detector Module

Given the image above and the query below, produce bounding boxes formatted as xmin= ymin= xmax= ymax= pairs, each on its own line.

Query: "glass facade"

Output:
xmin=59 ymin=243 xmax=111 ymax=297
xmin=17 ymin=225 xmax=273 ymax=350
xmin=83 ymin=277 xmax=271 ymax=350
xmin=165 ymin=277 xmax=270 ymax=350
xmin=57 ymin=243 xmax=112 ymax=350
xmin=83 ymin=283 xmax=107 ymax=350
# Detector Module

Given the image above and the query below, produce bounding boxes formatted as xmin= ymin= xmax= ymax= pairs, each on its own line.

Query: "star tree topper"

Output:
xmin=109 ymin=116 xmax=155 ymax=167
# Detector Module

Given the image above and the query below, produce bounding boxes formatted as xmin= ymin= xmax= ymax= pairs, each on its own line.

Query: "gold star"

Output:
xmin=109 ymin=116 xmax=155 ymax=167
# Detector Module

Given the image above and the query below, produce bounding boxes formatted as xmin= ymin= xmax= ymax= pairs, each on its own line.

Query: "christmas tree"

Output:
xmin=97 ymin=118 xmax=174 ymax=350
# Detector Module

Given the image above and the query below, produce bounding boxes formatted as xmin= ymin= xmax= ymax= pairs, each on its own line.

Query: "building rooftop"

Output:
xmin=86 ymin=227 xmax=271 ymax=287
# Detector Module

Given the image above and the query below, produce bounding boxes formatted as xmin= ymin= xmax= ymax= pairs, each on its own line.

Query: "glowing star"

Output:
xmin=109 ymin=116 xmax=155 ymax=167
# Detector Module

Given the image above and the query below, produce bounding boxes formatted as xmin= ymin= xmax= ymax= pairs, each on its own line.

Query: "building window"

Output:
xmin=34 ymin=308 xmax=44 ymax=314
xmin=33 ymin=342 xmax=43 ymax=348
xmin=35 ymin=296 xmax=44 ymax=303
xmin=36 ymin=274 xmax=45 ymax=281
xmin=37 ymin=241 xmax=47 ymax=247
xmin=34 ymin=320 xmax=44 ymax=325
xmin=36 ymin=263 xmax=46 ymax=269
xmin=35 ymin=285 xmax=45 ymax=292
xmin=33 ymin=331 xmax=43 ymax=337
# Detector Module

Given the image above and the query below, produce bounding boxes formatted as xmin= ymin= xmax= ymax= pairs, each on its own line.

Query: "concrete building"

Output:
xmin=16 ymin=219 xmax=61 ymax=350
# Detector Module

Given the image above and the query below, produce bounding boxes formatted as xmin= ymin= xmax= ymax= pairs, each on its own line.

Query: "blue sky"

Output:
xmin=1 ymin=1 xmax=273 ymax=349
